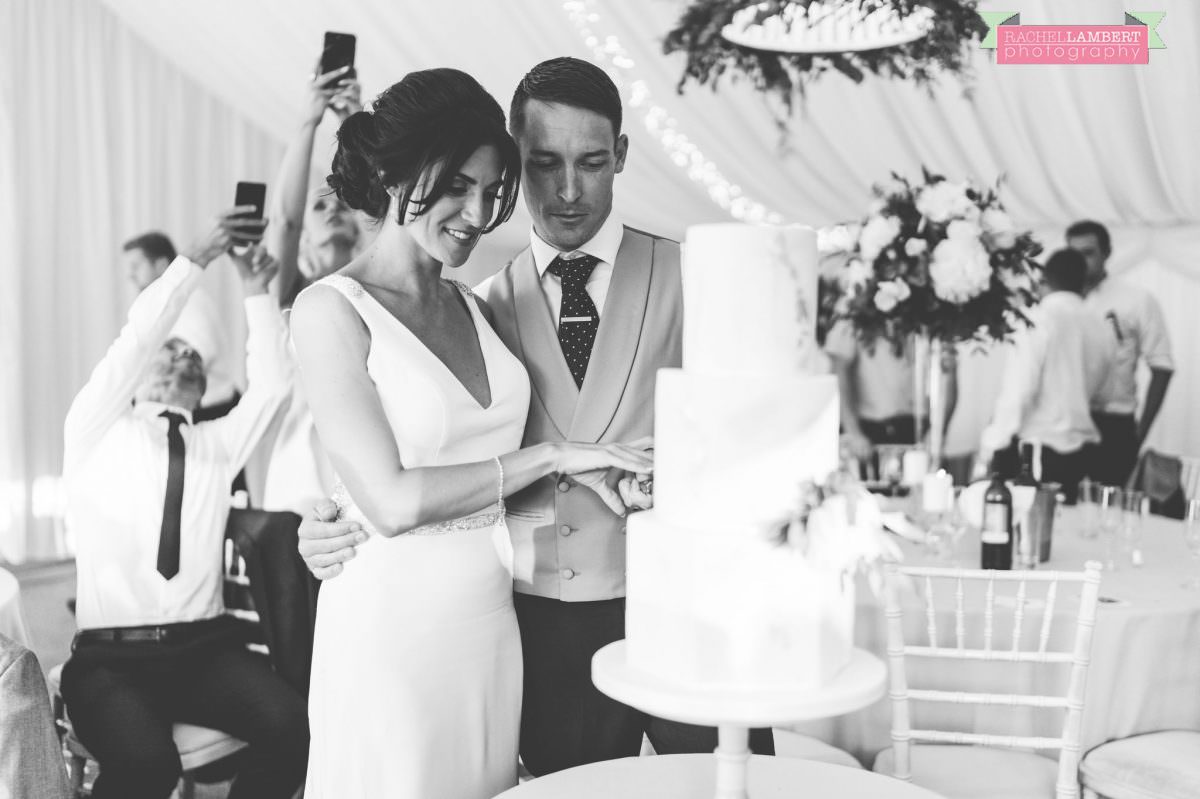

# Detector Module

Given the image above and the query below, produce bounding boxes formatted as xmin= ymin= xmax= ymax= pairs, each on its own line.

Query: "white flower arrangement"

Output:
xmin=822 ymin=168 xmax=1043 ymax=347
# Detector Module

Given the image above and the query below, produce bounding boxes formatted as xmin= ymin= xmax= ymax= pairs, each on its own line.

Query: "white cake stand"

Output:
xmin=592 ymin=641 xmax=886 ymax=799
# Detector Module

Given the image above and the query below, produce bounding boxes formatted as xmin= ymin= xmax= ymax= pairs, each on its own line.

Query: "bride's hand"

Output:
xmin=552 ymin=442 xmax=654 ymax=477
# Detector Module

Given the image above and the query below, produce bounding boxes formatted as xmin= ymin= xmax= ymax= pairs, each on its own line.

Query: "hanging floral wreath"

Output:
xmin=663 ymin=0 xmax=989 ymax=111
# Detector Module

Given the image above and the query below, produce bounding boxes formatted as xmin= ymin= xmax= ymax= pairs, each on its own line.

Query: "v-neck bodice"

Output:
xmin=312 ymin=274 xmax=530 ymax=469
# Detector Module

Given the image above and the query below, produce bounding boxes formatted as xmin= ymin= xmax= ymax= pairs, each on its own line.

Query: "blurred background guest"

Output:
xmin=1068 ymin=220 xmax=1174 ymax=485
xmin=978 ymin=249 xmax=1114 ymax=499
xmin=253 ymin=65 xmax=364 ymax=514
xmin=0 ymin=633 xmax=70 ymax=799
xmin=60 ymin=209 xmax=307 ymax=799
xmin=825 ymin=318 xmax=957 ymax=475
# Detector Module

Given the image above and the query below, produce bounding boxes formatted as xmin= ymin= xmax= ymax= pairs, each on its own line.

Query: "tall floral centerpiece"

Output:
xmin=824 ymin=169 xmax=1042 ymax=466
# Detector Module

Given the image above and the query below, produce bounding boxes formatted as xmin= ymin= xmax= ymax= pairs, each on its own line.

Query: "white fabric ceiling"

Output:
xmin=96 ymin=0 xmax=1200 ymax=273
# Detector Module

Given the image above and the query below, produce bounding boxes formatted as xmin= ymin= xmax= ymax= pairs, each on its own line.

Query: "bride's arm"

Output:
xmin=290 ymin=285 xmax=650 ymax=537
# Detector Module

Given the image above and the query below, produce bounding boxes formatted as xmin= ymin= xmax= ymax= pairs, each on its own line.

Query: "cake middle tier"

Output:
xmin=653 ymin=370 xmax=839 ymax=529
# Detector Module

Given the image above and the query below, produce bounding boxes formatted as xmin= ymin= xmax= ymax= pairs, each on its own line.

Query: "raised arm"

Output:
xmin=62 ymin=258 xmax=201 ymax=468
xmin=208 ymin=247 xmax=292 ymax=471
xmin=266 ymin=65 xmax=359 ymax=308
xmin=63 ymin=209 xmax=263 ymax=469
xmin=290 ymin=285 xmax=652 ymax=538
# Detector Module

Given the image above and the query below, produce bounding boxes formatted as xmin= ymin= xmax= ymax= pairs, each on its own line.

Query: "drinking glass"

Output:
xmin=1121 ymin=489 xmax=1146 ymax=567
xmin=1098 ymin=486 xmax=1124 ymax=571
xmin=1076 ymin=479 xmax=1100 ymax=540
xmin=1183 ymin=500 xmax=1200 ymax=590
xmin=876 ymin=445 xmax=906 ymax=490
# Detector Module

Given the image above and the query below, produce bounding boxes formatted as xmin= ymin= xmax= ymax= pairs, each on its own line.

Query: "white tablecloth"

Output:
xmin=0 ymin=567 xmax=30 ymax=646
xmin=495 ymin=754 xmax=946 ymax=798
xmin=789 ymin=508 xmax=1200 ymax=763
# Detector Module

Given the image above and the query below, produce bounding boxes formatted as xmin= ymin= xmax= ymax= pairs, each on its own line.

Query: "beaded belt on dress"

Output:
xmin=331 ymin=482 xmax=503 ymax=537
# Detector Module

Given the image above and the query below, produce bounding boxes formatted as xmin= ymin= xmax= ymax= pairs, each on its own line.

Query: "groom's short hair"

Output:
xmin=510 ymin=57 xmax=622 ymax=140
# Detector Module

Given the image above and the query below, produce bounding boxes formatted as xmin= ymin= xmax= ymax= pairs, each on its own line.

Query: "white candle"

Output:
xmin=922 ymin=470 xmax=954 ymax=513
xmin=902 ymin=449 xmax=930 ymax=486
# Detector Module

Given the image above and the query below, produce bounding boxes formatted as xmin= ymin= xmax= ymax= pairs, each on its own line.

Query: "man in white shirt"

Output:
xmin=979 ymin=249 xmax=1114 ymax=499
xmin=61 ymin=210 xmax=307 ymax=799
xmin=123 ymin=231 xmax=239 ymax=420
xmin=824 ymin=319 xmax=958 ymax=474
xmin=1067 ymin=220 xmax=1174 ymax=484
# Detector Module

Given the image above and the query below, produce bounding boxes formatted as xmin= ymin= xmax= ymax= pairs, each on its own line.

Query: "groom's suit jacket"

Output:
xmin=487 ymin=226 xmax=682 ymax=601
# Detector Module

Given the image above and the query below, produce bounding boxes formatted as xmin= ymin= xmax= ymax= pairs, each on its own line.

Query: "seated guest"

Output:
xmin=825 ymin=318 xmax=958 ymax=470
xmin=1067 ymin=220 xmax=1174 ymax=484
xmin=122 ymin=231 xmax=239 ymax=421
xmin=0 ymin=634 xmax=70 ymax=799
xmin=979 ymin=249 xmax=1114 ymax=499
xmin=62 ymin=210 xmax=308 ymax=799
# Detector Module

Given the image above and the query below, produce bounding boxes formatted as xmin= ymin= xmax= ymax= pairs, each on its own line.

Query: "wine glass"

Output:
xmin=1183 ymin=500 xmax=1200 ymax=590
xmin=1098 ymin=486 xmax=1124 ymax=571
xmin=1076 ymin=478 xmax=1100 ymax=540
xmin=1121 ymin=489 xmax=1146 ymax=567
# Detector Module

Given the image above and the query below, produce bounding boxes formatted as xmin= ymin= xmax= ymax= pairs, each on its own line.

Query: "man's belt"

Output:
xmin=73 ymin=617 xmax=230 ymax=649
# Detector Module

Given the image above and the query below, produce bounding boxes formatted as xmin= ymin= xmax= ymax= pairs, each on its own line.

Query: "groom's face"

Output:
xmin=515 ymin=100 xmax=627 ymax=252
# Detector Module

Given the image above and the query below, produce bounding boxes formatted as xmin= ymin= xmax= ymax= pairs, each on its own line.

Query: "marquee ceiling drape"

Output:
xmin=95 ymin=0 xmax=1200 ymax=258
xmin=3 ymin=0 xmax=1197 ymax=561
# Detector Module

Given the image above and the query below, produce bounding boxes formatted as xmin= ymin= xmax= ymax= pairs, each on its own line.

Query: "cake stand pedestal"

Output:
xmin=592 ymin=641 xmax=886 ymax=799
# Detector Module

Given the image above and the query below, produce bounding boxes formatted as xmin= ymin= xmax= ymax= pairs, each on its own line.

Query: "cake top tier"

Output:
xmin=681 ymin=223 xmax=820 ymax=375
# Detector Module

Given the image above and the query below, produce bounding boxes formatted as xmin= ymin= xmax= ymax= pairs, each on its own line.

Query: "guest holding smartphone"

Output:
xmin=254 ymin=62 xmax=364 ymax=514
xmin=265 ymin=62 xmax=364 ymax=309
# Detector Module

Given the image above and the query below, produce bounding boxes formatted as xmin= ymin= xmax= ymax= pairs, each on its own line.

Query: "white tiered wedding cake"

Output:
xmin=625 ymin=223 xmax=868 ymax=691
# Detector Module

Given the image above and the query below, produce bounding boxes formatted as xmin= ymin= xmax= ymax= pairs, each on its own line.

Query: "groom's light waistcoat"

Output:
xmin=487 ymin=226 xmax=682 ymax=601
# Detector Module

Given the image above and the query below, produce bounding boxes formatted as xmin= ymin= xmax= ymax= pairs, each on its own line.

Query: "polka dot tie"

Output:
xmin=547 ymin=253 xmax=600 ymax=388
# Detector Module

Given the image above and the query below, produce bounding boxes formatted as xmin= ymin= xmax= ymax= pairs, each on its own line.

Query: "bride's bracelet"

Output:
xmin=493 ymin=456 xmax=505 ymax=514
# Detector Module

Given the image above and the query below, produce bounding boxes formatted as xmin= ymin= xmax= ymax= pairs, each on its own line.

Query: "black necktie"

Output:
xmin=547 ymin=254 xmax=600 ymax=388
xmin=157 ymin=411 xmax=186 ymax=580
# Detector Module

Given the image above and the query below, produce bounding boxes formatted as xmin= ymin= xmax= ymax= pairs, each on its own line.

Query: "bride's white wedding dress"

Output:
xmin=303 ymin=274 xmax=530 ymax=798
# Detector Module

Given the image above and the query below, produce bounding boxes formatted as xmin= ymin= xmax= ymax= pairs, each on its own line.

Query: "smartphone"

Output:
xmin=319 ymin=32 xmax=356 ymax=81
xmin=232 ymin=182 xmax=267 ymax=245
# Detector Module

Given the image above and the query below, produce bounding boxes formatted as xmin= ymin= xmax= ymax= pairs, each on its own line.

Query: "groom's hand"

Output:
xmin=572 ymin=467 xmax=628 ymax=517
xmin=618 ymin=472 xmax=653 ymax=511
xmin=297 ymin=500 xmax=367 ymax=580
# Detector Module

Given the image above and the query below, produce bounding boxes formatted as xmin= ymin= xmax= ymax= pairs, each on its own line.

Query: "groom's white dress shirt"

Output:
xmin=981 ymin=291 xmax=1112 ymax=455
xmin=64 ymin=257 xmax=290 ymax=630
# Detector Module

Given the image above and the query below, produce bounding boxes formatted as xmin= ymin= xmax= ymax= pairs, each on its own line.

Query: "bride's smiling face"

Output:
xmin=402 ymin=144 xmax=505 ymax=269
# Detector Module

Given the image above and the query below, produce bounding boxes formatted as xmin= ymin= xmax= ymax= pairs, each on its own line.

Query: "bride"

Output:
xmin=290 ymin=68 xmax=652 ymax=798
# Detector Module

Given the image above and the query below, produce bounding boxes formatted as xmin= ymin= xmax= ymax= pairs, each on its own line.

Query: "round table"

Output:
xmin=591 ymin=642 xmax=886 ymax=799
xmin=0 ymin=567 xmax=30 ymax=646
xmin=786 ymin=506 xmax=1200 ymax=762
xmin=494 ymin=754 xmax=946 ymax=798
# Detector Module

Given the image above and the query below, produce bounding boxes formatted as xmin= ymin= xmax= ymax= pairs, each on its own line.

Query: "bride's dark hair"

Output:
xmin=328 ymin=68 xmax=520 ymax=232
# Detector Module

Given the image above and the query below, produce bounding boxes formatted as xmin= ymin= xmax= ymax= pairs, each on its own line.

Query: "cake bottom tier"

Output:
xmin=625 ymin=511 xmax=855 ymax=691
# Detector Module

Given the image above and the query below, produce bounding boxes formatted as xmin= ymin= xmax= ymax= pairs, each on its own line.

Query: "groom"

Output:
xmin=298 ymin=56 xmax=773 ymax=774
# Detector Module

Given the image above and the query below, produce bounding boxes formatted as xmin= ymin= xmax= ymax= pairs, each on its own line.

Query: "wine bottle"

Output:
xmin=1011 ymin=442 xmax=1040 ymax=569
xmin=981 ymin=468 xmax=1013 ymax=570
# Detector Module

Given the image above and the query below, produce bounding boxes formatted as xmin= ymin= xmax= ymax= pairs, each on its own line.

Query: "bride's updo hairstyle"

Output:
xmin=328 ymin=68 xmax=520 ymax=232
